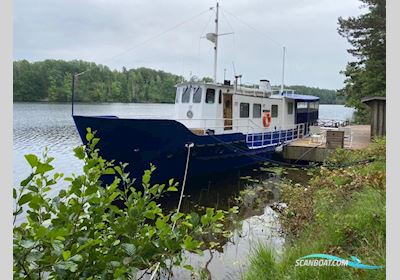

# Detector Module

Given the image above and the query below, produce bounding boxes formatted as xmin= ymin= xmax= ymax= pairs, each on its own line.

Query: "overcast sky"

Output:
xmin=14 ymin=0 xmax=365 ymax=89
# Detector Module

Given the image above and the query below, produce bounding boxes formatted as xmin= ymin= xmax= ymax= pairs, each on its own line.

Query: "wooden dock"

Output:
xmin=283 ymin=125 xmax=371 ymax=162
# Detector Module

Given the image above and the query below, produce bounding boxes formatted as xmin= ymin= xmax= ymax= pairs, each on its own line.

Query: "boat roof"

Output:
xmin=175 ymin=82 xmax=320 ymax=101
xmin=175 ymin=81 xmax=233 ymax=88
xmin=279 ymin=92 xmax=320 ymax=102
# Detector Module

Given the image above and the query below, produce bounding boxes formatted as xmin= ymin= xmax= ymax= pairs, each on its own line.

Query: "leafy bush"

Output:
xmin=13 ymin=128 xmax=235 ymax=279
xmin=245 ymin=138 xmax=386 ymax=280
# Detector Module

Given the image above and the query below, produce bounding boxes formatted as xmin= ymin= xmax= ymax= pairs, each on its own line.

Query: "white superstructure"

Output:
xmin=174 ymin=80 xmax=298 ymax=135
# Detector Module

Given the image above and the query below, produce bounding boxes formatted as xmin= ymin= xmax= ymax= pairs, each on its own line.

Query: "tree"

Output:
xmin=337 ymin=0 xmax=386 ymax=123
xmin=13 ymin=130 xmax=237 ymax=279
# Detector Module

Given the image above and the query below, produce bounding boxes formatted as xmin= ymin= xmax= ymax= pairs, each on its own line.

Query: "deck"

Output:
xmin=282 ymin=125 xmax=371 ymax=162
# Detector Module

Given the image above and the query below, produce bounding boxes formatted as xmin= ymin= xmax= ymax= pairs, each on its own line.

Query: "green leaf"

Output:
xmin=113 ymin=240 xmax=121 ymax=246
xmin=121 ymin=243 xmax=136 ymax=256
xmin=26 ymin=251 xmax=44 ymax=263
xmin=183 ymin=264 xmax=194 ymax=271
xmin=70 ymin=254 xmax=83 ymax=262
xmin=167 ymin=186 xmax=178 ymax=192
xmin=110 ymin=261 xmax=121 ymax=268
xmin=20 ymin=174 xmax=34 ymax=187
xmin=73 ymin=146 xmax=85 ymax=160
xmin=36 ymin=225 xmax=48 ymax=239
xmin=62 ymin=250 xmax=71 ymax=261
xmin=142 ymin=170 xmax=151 ymax=185
xmin=58 ymin=189 xmax=67 ymax=198
xmin=36 ymin=163 xmax=54 ymax=174
xmin=55 ymin=261 xmax=78 ymax=272
xmin=108 ymin=192 xmax=120 ymax=202
xmin=104 ymin=168 xmax=115 ymax=175
xmin=144 ymin=211 xmax=156 ymax=219
xmin=86 ymin=131 xmax=94 ymax=142
xmin=115 ymin=166 xmax=123 ymax=176
xmin=171 ymin=212 xmax=185 ymax=223
xmin=25 ymin=154 xmax=38 ymax=168
xmin=20 ymin=240 xmax=35 ymax=249
xmin=77 ymin=239 xmax=101 ymax=253
xmin=113 ymin=267 xmax=126 ymax=278
xmin=18 ymin=193 xmax=32 ymax=205
xmin=13 ymin=188 xmax=17 ymax=199
xmin=213 ymin=211 xmax=224 ymax=221
xmin=183 ymin=236 xmax=200 ymax=251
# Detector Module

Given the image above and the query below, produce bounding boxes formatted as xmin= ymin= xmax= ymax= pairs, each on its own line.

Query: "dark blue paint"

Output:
xmin=73 ymin=115 xmax=284 ymax=186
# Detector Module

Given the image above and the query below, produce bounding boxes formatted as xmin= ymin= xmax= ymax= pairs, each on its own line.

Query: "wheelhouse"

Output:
xmin=173 ymin=80 xmax=319 ymax=137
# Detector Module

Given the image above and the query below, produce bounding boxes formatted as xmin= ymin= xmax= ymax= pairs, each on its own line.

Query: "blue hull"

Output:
xmin=73 ymin=116 xmax=290 ymax=185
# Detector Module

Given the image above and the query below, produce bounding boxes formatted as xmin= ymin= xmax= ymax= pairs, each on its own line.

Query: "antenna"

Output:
xmin=214 ymin=2 xmax=219 ymax=83
xmin=204 ymin=3 xmax=233 ymax=83
xmin=280 ymin=46 xmax=286 ymax=94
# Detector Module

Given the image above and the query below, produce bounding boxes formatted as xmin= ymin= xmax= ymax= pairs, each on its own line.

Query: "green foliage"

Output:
xmin=337 ymin=0 xmax=386 ymax=123
xmin=13 ymin=129 xmax=233 ymax=279
xmin=13 ymin=60 xmax=184 ymax=103
xmin=14 ymin=59 xmax=345 ymax=105
xmin=245 ymin=138 xmax=386 ymax=279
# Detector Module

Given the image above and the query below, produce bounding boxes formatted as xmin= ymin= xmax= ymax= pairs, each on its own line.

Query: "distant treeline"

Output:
xmin=13 ymin=59 xmax=344 ymax=104
xmin=13 ymin=60 xmax=183 ymax=103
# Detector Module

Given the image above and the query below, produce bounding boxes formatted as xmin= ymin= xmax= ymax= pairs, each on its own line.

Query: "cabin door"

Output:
xmin=223 ymin=94 xmax=233 ymax=130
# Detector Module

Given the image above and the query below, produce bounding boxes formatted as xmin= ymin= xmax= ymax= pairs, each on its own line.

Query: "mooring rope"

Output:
xmin=149 ymin=142 xmax=194 ymax=280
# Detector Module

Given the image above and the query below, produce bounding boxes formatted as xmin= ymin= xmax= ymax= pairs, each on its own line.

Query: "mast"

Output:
xmin=213 ymin=2 xmax=219 ymax=83
xmin=280 ymin=46 xmax=286 ymax=94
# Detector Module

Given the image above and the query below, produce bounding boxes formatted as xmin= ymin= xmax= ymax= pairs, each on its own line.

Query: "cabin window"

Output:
xmin=297 ymin=102 xmax=307 ymax=109
xmin=253 ymin=104 xmax=261 ymax=118
xmin=271 ymin=104 xmax=278 ymax=118
xmin=309 ymin=102 xmax=319 ymax=110
xmin=240 ymin=103 xmax=250 ymax=118
xmin=193 ymin=87 xmax=202 ymax=103
xmin=206 ymin=88 xmax=215 ymax=104
xmin=218 ymin=90 xmax=222 ymax=104
xmin=288 ymin=102 xmax=293 ymax=114
xmin=175 ymin=90 xmax=180 ymax=103
xmin=181 ymin=87 xmax=191 ymax=103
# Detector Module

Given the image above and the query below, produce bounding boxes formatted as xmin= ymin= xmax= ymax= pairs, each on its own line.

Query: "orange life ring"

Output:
xmin=262 ymin=112 xmax=272 ymax=128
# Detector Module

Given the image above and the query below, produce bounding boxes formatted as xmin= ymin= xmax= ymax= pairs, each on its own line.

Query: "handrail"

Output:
xmin=176 ymin=117 xmax=307 ymax=148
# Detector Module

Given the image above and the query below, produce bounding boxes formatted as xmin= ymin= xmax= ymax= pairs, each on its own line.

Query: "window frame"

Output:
xmin=192 ymin=87 xmax=203 ymax=103
xmin=253 ymin=103 xmax=262 ymax=118
xmin=288 ymin=101 xmax=293 ymax=115
xmin=175 ymin=89 xmax=180 ymax=103
xmin=271 ymin=104 xmax=278 ymax=118
xmin=240 ymin=102 xmax=250 ymax=118
xmin=205 ymin=88 xmax=216 ymax=104
xmin=181 ymin=87 xmax=191 ymax=103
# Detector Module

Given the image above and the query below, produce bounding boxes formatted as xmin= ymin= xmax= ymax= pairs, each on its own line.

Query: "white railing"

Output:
xmin=175 ymin=118 xmax=257 ymax=134
xmin=245 ymin=123 xmax=306 ymax=149
xmin=272 ymin=89 xmax=296 ymax=96
xmin=175 ymin=117 xmax=306 ymax=149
